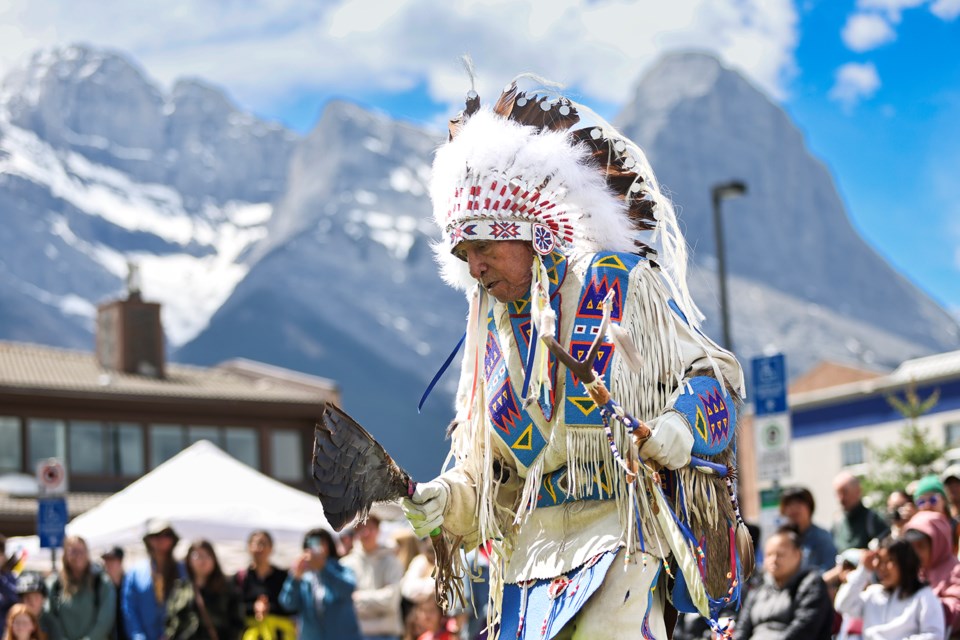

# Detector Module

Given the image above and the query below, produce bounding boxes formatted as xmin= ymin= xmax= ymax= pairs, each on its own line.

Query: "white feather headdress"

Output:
xmin=429 ymin=80 xmax=704 ymax=329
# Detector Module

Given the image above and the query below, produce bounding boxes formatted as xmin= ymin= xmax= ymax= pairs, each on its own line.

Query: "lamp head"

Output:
xmin=712 ymin=180 xmax=748 ymax=200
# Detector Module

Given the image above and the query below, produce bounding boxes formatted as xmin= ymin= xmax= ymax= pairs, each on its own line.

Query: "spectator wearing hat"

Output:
xmin=1 ymin=535 xmax=20 ymax=635
xmin=340 ymin=516 xmax=403 ymax=640
xmin=942 ymin=465 xmax=960 ymax=520
xmin=100 ymin=547 xmax=126 ymax=640
xmin=779 ymin=487 xmax=837 ymax=571
xmin=914 ymin=474 xmax=960 ymax=555
xmin=903 ymin=510 xmax=960 ymax=637
xmin=122 ymin=520 xmax=184 ymax=640
xmin=14 ymin=573 xmax=46 ymax=619
xmin=831 ymin=472 xmax=889 ymax=553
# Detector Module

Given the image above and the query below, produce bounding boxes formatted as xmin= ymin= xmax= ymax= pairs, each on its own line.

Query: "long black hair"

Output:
xmin=880 ymin=536 xmax=925 ymax=597
xmin=186 ymin=539 xmax=228 ymax=593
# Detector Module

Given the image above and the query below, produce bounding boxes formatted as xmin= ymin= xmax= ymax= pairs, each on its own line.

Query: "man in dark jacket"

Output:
xmin=832 ymin=472 xmax=888 ymax=552
xmin=734 ymin=528 xmax=833 ymax=639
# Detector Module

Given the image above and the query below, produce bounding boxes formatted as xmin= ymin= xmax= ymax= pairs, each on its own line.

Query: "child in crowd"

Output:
xmin=835 ymin=537 xmax=944 ymax=639
xmin=4 ymin=604 xmax=44 ymax=640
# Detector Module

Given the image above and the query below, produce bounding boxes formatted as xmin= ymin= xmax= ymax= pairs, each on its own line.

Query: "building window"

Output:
xmin=70 ymin=421 xmax=107 ymax=474
xmin=0 ymin=417 xmax=21 ymax=473
xmin=946 ymin=422 xmax=960 ymax=448
xmin=841 ymin=440 xmax=866 ymax=467
xmin=28 ymin=418 xmax=66 ymax=472
xmin=150 ymin=425 xmax=185 ymax=469
xmin=225 ymin=428 xmax=259 ymax=469
xmin=112 ymin=423 xmax=145 ymax=476
xmin=69 ymin=421 xmax=145 ymax=477
xmin=271 ymin=431 xmax=304 ymax=482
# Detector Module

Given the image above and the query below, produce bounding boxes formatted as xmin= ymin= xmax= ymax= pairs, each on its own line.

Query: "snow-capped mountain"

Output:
xmin=0 ymin=45 xmax=297 ymax=348
xmin=2 ymin=45 xmax=958 ymax=477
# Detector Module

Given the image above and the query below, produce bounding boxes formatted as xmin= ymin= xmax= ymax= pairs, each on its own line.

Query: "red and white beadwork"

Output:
xmin=443 ymin=176 xmax=572 ymax=255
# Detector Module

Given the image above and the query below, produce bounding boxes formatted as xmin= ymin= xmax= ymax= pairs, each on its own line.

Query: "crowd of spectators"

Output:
xmin=728 ymin=467 xmax=960 ymax=639
xmin=12 ymin=466 xmax=960 ymax=639
xmin=1 ymin=513 xmax=483 ymax=640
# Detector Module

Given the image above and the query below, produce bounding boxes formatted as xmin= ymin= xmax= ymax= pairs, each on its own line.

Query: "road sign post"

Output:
xmin=752 ymin=354 xmax=792 ymax=482
xmin=36 ymin=457 xmax=68 ymax=571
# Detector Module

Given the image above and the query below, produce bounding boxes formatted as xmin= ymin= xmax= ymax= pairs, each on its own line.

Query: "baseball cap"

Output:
xmin=16 ymin=571 xmax=47 ymax=596
xmin=101 ymin=546 xmax=124 ymax=561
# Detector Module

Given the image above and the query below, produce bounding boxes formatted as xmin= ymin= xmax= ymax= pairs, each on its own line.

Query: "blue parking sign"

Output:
xmin=37 ymin=497 xmax=68 ymax=549
xmin=752 ymin=354 xmax=788 ymax=416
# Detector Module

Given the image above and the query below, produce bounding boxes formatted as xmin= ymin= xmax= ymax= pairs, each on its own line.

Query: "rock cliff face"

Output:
xmin=615 ymin=52 xmax=959 ymax=367
xmin=2 ymin=45 xmax=957 ymax=477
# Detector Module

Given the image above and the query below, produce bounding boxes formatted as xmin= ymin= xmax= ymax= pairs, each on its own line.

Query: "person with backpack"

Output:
xmin=41 ymin=536 xmax=116 ymax=640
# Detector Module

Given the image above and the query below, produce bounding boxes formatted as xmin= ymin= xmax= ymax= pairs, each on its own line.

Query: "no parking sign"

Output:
xmin=36 ymin=458 xmax=68 ymax=495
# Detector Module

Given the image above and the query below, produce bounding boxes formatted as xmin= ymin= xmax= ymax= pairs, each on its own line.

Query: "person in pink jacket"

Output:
xmin=904 ymin=510 xmax=960 ymax=636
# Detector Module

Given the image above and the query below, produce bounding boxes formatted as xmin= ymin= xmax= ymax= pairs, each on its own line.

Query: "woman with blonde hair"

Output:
xmin=41 ymin=536 xmax=115 ymax=640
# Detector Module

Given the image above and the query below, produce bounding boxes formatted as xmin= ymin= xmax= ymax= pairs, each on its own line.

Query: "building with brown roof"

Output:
xmin=0 ymin=286 xmax=338 ymax=536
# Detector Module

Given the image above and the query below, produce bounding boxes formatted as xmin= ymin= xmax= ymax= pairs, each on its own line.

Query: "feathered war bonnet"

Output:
xmin=429 ymin=76 xmax=704 ymax=330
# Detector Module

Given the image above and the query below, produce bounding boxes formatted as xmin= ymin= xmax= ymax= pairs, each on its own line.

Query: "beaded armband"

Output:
xmin=671 ymin=376 xmax=735 ymax=456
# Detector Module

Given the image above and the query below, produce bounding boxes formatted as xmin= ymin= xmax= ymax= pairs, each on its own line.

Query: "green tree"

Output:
xmin=862 ymin=384 xmax=944 ymax=500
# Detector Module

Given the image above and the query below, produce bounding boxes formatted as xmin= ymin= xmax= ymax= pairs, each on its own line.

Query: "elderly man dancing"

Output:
xmin=403 ymin=78 xmax=752 ymax=640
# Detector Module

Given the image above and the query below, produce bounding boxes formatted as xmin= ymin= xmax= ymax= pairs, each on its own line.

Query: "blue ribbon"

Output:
xmin=417 ymin=332 xmax=466 ymax=413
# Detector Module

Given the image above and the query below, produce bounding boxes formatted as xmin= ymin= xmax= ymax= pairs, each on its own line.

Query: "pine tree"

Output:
xmin=862 ymin=384 xmax=944 ymax=500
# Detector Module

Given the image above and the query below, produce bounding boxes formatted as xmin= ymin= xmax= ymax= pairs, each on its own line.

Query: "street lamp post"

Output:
xmin=711 ymin=180 xmax=747 ymax=353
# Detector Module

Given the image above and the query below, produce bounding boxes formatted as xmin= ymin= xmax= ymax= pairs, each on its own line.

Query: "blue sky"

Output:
xmin=1 ymin=0 xmax=957 ymax=314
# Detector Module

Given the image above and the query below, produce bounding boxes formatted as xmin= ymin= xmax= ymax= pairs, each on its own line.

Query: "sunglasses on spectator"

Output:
xmin=916 ymin=495 xmax=941 ymax=508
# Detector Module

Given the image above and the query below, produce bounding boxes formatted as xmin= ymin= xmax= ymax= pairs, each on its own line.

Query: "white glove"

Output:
xmin=638 ymin=412 xmax=694 ymax=470
xmin=401 ymin=480 xmax=449 ymax=538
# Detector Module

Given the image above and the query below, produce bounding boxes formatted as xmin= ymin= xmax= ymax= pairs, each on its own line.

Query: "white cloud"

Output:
xmin=856 ymin=0 xmax=926 ymax=20
xmin=842 ymin=0 xmax=959 ymax=55
xmin=0 ymin=0 xmax=799 ymax=122
xmin=931 ymin=0 xmax=960 ymax=19
xmin=842 ymin=13 xmax=897 ymax=51
xmin=828 ymin=61 xmax=881 ymax=108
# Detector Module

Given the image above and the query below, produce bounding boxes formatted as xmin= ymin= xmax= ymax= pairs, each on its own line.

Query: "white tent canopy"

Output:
xmin=9 ymin=440 xmax=406 ymax=573
xmin=68 ymin=439 xmax=330 ymax=551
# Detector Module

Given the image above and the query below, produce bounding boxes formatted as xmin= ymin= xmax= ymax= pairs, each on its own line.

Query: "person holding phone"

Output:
xmin=279 ymin=529 xmax=360 ymax=640
xmin=1 ymin=536 xmax=21 ymax=637
xmin=834 ymin=537 xmax=944 ymax=639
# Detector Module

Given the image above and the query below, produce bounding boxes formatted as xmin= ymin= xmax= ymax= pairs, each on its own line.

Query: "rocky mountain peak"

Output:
xmin=616 ymin=50 xmax=959 ymax=361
